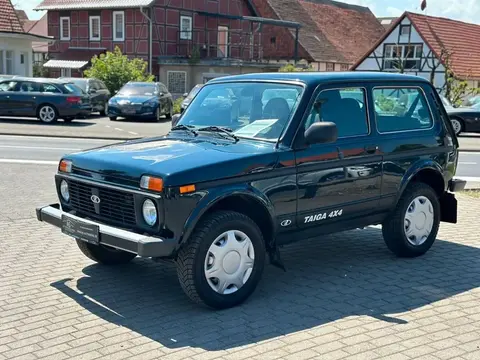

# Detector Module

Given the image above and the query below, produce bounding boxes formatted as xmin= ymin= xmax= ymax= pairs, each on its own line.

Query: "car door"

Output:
xmin=157 ymin=83 xmax=169 ymax=113
xmin=294 ymin=84 xmax=383 ymax=230
xmin=0 ymin=81 xmax=18 ymax=115
xmin=11 ymin=81 xmax=41 ymax=116
xmin=88 ymin=80 xmax=102 ymax=109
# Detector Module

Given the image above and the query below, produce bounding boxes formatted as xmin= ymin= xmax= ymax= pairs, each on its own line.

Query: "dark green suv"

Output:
xmin=37 ymin=72 xmax=465 ymax=309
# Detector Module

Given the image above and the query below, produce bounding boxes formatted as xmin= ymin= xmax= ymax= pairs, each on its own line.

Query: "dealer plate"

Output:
xmin=61 ymin=215 xmax=99 ymax=245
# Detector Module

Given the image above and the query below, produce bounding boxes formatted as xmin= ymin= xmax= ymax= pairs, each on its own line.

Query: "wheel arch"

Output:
xmin=179 ymin=187 xmax=276 ymax=252
xmin=396 ymin=162 xmax=445 ymax=205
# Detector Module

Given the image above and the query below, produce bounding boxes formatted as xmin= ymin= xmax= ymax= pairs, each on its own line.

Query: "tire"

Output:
xmin=76 ymin=239 xmax=137 ymax=265
xmin=109 ymin=116 xmax=117 ymax=121
xmin=165 ymin=103 xmax=173 ymax=119
xmin=450 ymin=117 xmax=463 ymax=135
xmin=99 ymin=102 xmax=107 ymax=116
xmin=176 ymin=210 xmax=266 ymax=309
xmin=37 ymin=104 xmax=58 ymax=123
xmin=382 ymin=182 xmax=440 ymax=258
xmin=155 ymin=107 xmax=161 ymax=122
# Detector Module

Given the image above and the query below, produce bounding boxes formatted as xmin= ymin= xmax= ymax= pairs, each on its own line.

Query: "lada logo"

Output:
xmin=281 ymin=219 xmax=292 ymax=227
xmin=90 ymin=195 xmax=101 ymax=204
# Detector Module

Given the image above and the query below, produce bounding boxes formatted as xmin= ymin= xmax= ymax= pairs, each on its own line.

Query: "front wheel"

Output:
xmin=451 ymin=118 xmax=463 ymax=135
xmin=176 ymin=211 xmax=265 ymax=309
xmin=382 ymin=182 xmax=440 ymax=258
xmin=165 ymin=103 xmax=173 ymax=119
xmin=109 ymin=116 xmax=117 ymax=121
xmin=76 ymin=239 xmax=137 ymax=265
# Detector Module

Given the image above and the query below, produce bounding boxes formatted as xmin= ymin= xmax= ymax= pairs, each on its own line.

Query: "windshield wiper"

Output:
xmin=170 ymin=124 xmax=198 ymax=136
xmin=197 ymin=126 xmax=239 ymax=142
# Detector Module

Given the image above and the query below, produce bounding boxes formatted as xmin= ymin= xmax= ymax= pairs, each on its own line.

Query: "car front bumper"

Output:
xmin=36 ymin=203 xmax=177 ymax=258
xmin=107 ymin=105 xmax=156 ymax=118
xmin=449 ymin=178 xmax=467 ymax=192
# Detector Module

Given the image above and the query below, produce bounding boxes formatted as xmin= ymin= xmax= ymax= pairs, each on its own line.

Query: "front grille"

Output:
xmin=68 ymin=180 xmax=137 ymax=227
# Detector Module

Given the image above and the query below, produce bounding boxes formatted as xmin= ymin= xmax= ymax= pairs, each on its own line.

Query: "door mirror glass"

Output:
xmin=304 ymin=122 xmax=337 ymax=145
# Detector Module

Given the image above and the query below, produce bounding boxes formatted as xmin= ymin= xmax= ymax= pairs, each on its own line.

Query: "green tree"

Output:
xmin=84 ymin=46 xmax=155 ymax=94
xmin=279 ymin=63 xmax=314 ymax=72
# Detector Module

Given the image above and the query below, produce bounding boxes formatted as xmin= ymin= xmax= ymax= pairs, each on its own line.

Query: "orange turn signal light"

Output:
xmin=59 ymin=159 xmax=72 ymax=173
xmin=179 ymin=184 xmax=196 ymax=194
xmin=140 ymin=175 xmax=164 ymax=192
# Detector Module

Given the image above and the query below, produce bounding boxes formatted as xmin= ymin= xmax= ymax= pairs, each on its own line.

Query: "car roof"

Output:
xmin=127 ymin=81 xmax=158 ymax=85
xmin=207 ymin=71 xmax=430 ymax=87
xmin=5 ymin=77 xmax=71 ymax=84
xmin=59 ymin=77 xmax=90 ymax=82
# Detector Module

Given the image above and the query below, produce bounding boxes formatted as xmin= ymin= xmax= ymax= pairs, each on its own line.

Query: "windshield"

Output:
xmin=63 ymin=78 xmax=87 ymax=91
xmin=64 ymin=83 xmax=86 ymax=95
xmin=185 ymin=84 xmax=202 ymax=100
xmin=118 ymin=83 xmax=157 ymax=96
xmin=177 ymin=82 xmax=303 ymax=141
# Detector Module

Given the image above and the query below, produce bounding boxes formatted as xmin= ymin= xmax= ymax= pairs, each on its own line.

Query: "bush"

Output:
xmin=279 ymin=63 xmax=314 ymax=72
xmin=173 ymin=97 xmax=184 ymax=115
xmin=84 ymin=46 xmax=155 ymax=94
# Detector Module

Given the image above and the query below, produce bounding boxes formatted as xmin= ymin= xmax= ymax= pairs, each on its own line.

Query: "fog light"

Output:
xmin=142 ymin=199 xmax=157 ymax=226
xmin=60 ymin=180 xmax=70 ymax=202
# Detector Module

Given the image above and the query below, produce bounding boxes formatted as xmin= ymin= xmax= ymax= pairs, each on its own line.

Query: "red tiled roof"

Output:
xmin=299 ymin=0 xmax=386 ymax=64
xmin=15 ymin=9 xmax=28 ymax=22
xmin=0 ymin=0 xmax=24 ymax=33
xmin=408 ymin=12 xmax=480 ymax=79
xmin=252 ymin=0 xmax=385 ymax=64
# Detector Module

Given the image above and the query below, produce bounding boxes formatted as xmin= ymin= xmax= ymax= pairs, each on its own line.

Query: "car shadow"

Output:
xmin=0 ymin=117 xmax=95 ymax=127
xmin=50 ymin=227 xmax=480 ymax=351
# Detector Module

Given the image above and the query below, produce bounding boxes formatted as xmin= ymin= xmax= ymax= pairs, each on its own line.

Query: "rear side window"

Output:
xmin=64 ymin=83 xmax=85 ymax=95
xmin=373 ymin=87 xmax=433 ymax=133
xmin=42 ymin=84 xmax=62 ymax=93
xmin=304 ymin=87 xmax=369 ymax=138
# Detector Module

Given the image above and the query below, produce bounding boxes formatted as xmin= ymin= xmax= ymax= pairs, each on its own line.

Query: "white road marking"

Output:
xmin=459 ymin=151 xmax=480 ymax=155
xmin=114 ymin=128 xmax=123 ymax=131
xmin=0 ymin=159 xmax=58 ymax=165
xmin=128 ymin=131 xmax=138 ymax=135
xmin=459 ymin=162 xmax=478 ymax=165
xmin=0 ymin=135 xmax=112 ymax=142
xmin=0 ymin=145 xmax=80 ymax=151
xmin=105 ymin=125 xmax=111 ymax=128
xmin=456 ymin=176 xmax=480 ymax=182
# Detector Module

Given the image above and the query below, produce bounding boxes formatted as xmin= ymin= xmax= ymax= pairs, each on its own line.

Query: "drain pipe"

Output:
xmin=140 ymin=6 xmax=153 ymax=74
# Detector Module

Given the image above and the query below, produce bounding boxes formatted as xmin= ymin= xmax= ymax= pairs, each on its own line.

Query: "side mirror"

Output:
xmin=304 ymin=122 xmax=337 ymax=145
xmin=171 ymin=113 xmax=181 ymax=127
xmin=183 ymin=93 xmax=188 ymax=97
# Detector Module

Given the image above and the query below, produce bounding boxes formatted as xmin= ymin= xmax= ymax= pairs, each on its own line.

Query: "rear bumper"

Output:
xmin=36 ymin=203 xmax=177 ymax=258
xmin=448 ymin=178 xmax=467 ymax=192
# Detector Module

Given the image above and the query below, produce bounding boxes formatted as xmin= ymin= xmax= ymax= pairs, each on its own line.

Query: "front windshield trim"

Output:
xmin=178 ymin=80 xmax=306 ymax=144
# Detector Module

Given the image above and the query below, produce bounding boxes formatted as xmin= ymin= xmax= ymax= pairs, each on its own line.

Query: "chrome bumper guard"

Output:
xmin=36 ymin=204 xmax=176 ymax=258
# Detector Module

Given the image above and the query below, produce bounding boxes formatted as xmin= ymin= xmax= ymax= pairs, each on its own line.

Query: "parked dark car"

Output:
xmin=446 ymin=102 xmax=480 ymax=135
xmin=107 ymin=81 xmax=173 ymax=121
xmin=37 ymin=72 xmax=464 ymax=309
xmin=59 ymin=77 xmax=110 ymax=116
xmin=0 ymin=77 xmax=91 ymax=123
xmin=181 ymin=84 xmax=203 ymax=113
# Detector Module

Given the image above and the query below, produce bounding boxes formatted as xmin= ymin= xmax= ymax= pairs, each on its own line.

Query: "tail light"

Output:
xmin=66 ymin=96 xmax=81 ymax=104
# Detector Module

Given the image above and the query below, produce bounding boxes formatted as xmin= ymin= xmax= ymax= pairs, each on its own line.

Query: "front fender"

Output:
xmin=395 ymin=159 xmax=444 ymax=204
xmin=179 ymin=184 xmax=276 ymax=248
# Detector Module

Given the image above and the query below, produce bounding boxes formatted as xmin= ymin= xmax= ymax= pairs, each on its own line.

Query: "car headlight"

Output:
xmin=109 ymin=98 xmax=117 ymax=105
xmin=142 ymin=199 xmax=157 ymax=226
xmin=144 ymin=100 xmax=157 ymax=108
xmin=60 ymin=180 xmax=70 ymax=202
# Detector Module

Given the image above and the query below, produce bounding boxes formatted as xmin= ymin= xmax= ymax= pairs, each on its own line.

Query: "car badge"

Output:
xmin=91 ymin=195 xmax=101 ymax=204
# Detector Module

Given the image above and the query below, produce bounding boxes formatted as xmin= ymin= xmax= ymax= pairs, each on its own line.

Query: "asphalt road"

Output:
xmin=1 ymin=135 xmax=479 ymax=180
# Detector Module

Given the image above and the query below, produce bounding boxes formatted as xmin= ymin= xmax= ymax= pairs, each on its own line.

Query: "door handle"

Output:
xmin=365 ymin=145 xmax=378 ymax=154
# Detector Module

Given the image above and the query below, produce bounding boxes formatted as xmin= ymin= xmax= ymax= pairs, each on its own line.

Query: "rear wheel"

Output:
xmin=382 ymin=182 xmax=440 ymax=257
xmin=99 ymin=103 xmax=107 ymax=116
xmin=176 ymin=211 xmax=265 ymax=309
xmin=37 ymin=105 xmax=58 ymax=123
xmin=76 ymin=239 xmax=137 ymax=265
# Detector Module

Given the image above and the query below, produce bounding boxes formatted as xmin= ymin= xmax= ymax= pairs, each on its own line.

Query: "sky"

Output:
xmin=17 ymin=0 xmax=480 ymax=25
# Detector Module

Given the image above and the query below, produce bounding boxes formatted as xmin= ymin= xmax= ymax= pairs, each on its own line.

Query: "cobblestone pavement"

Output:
xmin=1 ymin=163 xmax=480 ymax=360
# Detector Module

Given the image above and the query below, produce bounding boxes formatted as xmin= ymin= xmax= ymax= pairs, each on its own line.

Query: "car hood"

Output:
xmin=111 ymin=95 xmax=156 ymax=105
xmin=65 ymin=135 xmax=278 ymax=187
xmin=446 ymin=107 xmax=478 ymax=114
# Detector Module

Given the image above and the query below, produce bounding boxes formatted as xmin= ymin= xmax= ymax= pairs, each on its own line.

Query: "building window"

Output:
xmin=20 ymin=54 xmax=24 ymax=64
xmin=61 ymin=68 xmax=72 ymax=77
xmin=341 ymin=64 xmax=349 ymax=71
xmin=217 ymin=26 xmax=228 ymax=57
xmin=167 ymin=71 xmax=187 ymax=94
xmin=326 ymin=63 xmax=334 ymax=71
xmin=384 ymin=44 xmax=422 ymax=71
xmin=60 ymin=17 xmax=70 ymax=40
xmin=113 ymin=11 xmax=125 ymax=41
xmin=180 ymin=16 xmax=192 ymax=40
xmin=5 ymin=51 xmax=13 ymax=74
xmin=400 ymin=25 xmax=411 ymax=37
xmin=0 ymin=51 xmax=3 ymax=73
xmin=89 ymin=16 xmax=101 ymax=41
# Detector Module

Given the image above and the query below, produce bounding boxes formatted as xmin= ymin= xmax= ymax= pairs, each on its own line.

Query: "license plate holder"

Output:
xmin=123 ymin=108 xmax=136 ymax=114
xmin=61 ymin=215 xmax=100 ymax=245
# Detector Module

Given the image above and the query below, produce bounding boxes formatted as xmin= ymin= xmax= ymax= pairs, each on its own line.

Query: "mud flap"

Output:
xmin=268 ymin=246 xmax=287 ymax=272
xmin=440 ymin=192 xmax=458 ymax=224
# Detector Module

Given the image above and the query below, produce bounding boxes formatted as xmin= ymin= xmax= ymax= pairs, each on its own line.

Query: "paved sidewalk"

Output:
xmin=1 ymin=164 xmax=480 ymax=360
